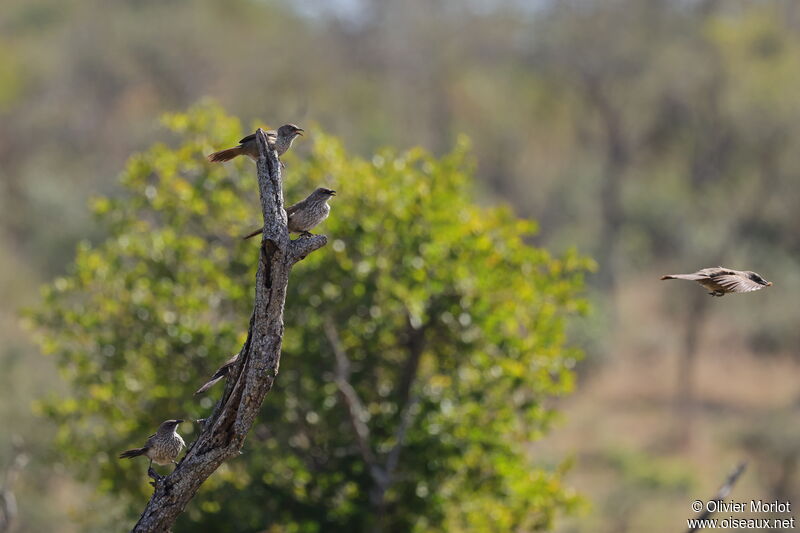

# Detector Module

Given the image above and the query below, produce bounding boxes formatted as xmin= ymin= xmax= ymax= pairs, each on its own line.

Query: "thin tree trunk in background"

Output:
xmin=674 ymin=291 xmax=709 ymax=449
xmin=581 ymin=74 xmax=630 ymax=296
xmin=324 ymin=311 xmax=429 ymax=533
xmin=0 ymin=444 xmax=26 ymax=533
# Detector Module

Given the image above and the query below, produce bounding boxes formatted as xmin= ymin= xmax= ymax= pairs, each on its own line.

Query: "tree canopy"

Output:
xmin=30 ymin=103 xmax=591 ymax=531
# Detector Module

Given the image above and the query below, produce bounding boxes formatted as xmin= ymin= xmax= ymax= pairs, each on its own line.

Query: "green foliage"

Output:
xmin=29 ymin=103 xmax=591 ymax=531
xmin=5 ymin=2 xmax=800 ymax=531
xmin=603 ymin=449 xmax=693 ymax=493
xmin=591 ymin=448 xmax=694 ymax=533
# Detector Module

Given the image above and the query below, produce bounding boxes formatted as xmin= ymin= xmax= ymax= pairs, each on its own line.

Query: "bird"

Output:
xmin=119 ymin=419 xmax=185 ymax=479
xmin=195 ymin=352 xmax=239 ymax=395
xmin=243 ymin=187 xmax=336 ymax=240
xmin=660 ymin=267 xmax=772 ymax=297
xmin=207 ymin=124 xmax=304 ymax=163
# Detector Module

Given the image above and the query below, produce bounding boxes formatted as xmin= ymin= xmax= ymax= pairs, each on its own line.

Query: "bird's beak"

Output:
xmin=296 ymin=129 xmax=304 ymax=136
xmin=330 ymin=190 xmax=336 ymax=196
xmin=766 ymin=282 xmax=773 ymax=286
xmin=175 ymin=419 xmax=185 ymax=424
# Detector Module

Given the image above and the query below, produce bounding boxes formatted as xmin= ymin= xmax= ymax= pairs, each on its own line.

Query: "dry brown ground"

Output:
xmin=547 ymin=276 xmax=800 ymax=533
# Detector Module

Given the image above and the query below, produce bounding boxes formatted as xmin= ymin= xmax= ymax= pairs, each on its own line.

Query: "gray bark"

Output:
xmin=130 ymin=129 xmax=327 ymax=532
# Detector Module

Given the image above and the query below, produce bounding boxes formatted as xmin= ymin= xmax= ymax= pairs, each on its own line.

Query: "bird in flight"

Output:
xmin=661 ymin=267 xmax=772 ymax=297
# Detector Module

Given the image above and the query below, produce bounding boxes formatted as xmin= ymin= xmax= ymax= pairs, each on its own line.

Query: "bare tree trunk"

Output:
xmin=130 ymin=129 xmax=327 ymax=532
xmin=323 ymin=313 xmax=428 ymax=533
xmin=772 ymin=456 xmax=797 ymax=505
xmin=582 ymin=74 xmax=629 ymax=294
xmin=0 ymin=442 xmax=27 ymax=533
xmin=674 ymin=291 xmax=708 ymax=449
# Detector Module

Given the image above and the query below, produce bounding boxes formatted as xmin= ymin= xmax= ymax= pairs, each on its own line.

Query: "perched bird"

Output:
xmin=195 ymin=352 xmax=240 ymax=395
xmin=119 ymin=419 xmax=185 ymax=478
xmin=207 ymin=124 xmax=304 ymax=163
xmin=661 ymin=267 xmax=772 ymax=297
xmin=243 ymin=187 xmax=336 ymax=240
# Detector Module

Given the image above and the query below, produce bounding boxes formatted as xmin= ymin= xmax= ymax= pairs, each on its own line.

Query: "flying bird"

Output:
xmin=660 ymin=267 xmax=772 ymax=297
xmin=119 ymin=419 xmax=185 ymax=479
xmin=207 ymin=124 xmax=304 ymax=163
xmin=243 ymin=187 xmax=336 ymax=239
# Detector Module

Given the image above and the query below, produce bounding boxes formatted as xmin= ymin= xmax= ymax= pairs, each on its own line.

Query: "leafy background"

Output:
xmin=30 ymin=105 xmax=590 ymax=531
xmin=2 ymin=1 xmax=800 ymax=531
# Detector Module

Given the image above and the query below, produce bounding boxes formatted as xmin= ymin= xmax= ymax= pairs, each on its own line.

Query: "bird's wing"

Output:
xmin=238 ymin=130 xmax=276 ymax=144
xmin=712 ymin=273 xmax=765 ymax=293
xmin=143 ymin=433 xmax=157 ymax=447
xmin=218 ymin=352 xmax=239 ymax=372
xmin=205 ymin=353 xmax=239 ymax=379
xmin=244 ymin=205 xmax=302 ymax=239
xmin=664 ymin=267 xmax=730 ymax=280
xmin=195 ymin=353 xmax=240 ymax=394
xmin=285 ymin=201 xmax=303 ymax=215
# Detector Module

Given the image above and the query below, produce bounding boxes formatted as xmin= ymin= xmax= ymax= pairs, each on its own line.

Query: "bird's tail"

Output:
xmin=195 ymin=374 xmax=225 ymax=395
xmin=660 ymin=274 xmax=703 ymax=281
xmin=207 ymin=146 xmax=243 ymax=163
xmin=242 ymin=227 xmax=263 ymax=240
xmin=119 ymin=447 xmax=147 ymax=459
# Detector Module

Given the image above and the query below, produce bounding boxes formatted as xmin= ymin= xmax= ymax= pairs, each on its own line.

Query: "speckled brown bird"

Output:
xmin=207 ymin=124 xmax=304 ymax=163
xmin=661 ymin=267 xmax=772 ymax=297
xmin=119 ymin=419 xmax=185 ymax=478
xmin=195 ymin=352 xmax=239 ymax=395
xmin=243 ymin=187 xmax=336 ymax=240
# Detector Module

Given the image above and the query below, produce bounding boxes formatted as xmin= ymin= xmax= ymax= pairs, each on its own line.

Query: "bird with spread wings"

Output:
xmin=661 ymin=267 xmax=772 ymax=297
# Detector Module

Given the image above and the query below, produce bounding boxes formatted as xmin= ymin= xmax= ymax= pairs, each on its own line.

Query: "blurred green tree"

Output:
xmin=29 ymin=103 xmax=592 ymax=532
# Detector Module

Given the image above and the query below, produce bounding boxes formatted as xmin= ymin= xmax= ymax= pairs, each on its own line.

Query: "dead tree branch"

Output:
xmin=130 ymin=129 xmax=327 ymax=532
xmin=685 ymin=462 xmax=747 ymax=533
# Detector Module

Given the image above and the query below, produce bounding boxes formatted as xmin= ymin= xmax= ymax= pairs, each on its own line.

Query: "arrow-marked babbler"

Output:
xmin=661 ymin=267 xmax=772 ymax=297
xmin=119 ymin=419 xmax=185 ymax=479
xmin=207 ymin=124 xmax=304 ymax=163
xmin=243 ymin=187 xmax=336 ymax=240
